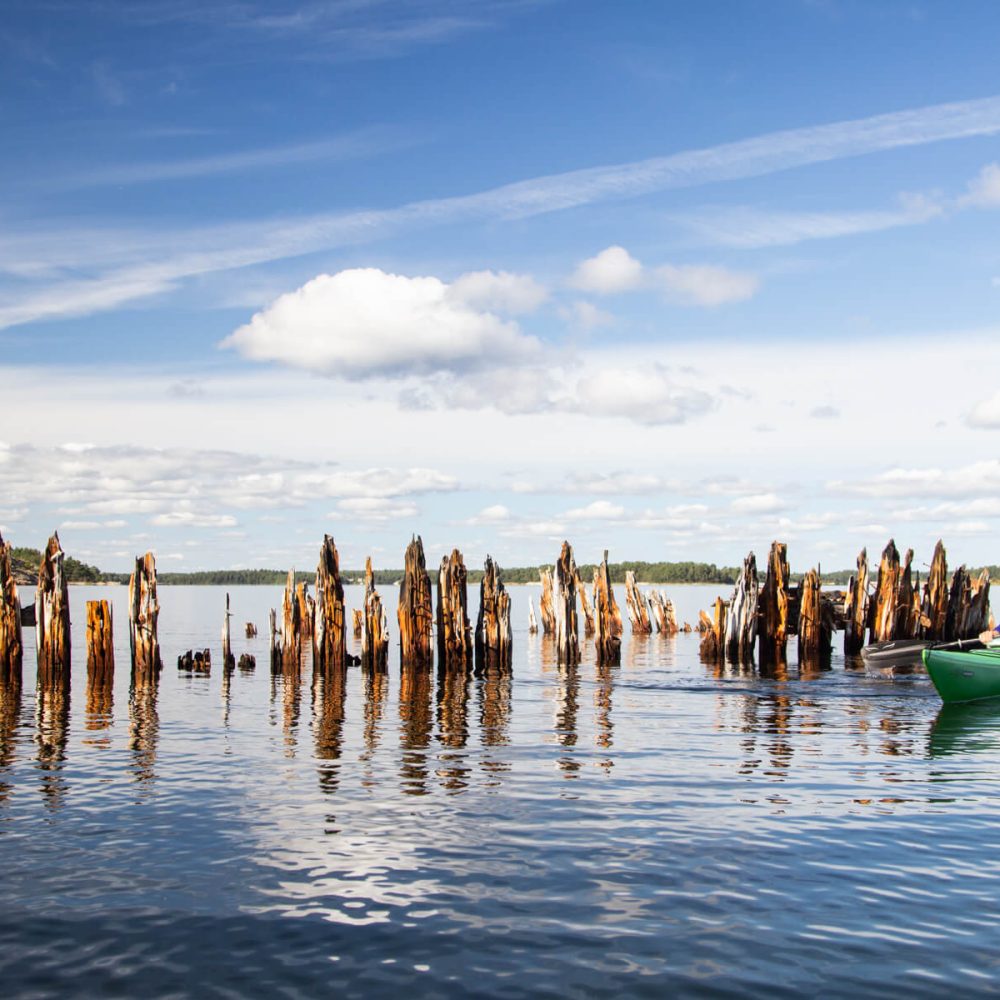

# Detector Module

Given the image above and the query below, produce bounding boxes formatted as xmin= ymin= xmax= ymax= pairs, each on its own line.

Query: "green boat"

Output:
xmin=923 ymin=645 xmax=1000 ymax=704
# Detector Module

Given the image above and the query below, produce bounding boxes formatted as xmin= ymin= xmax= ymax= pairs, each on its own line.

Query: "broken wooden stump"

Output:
xmin=362 ymin=557 xmax=389 ymax=673
xmin=221 ymin=593 xmax=235 ymax=673
xmin=128 ymin=551 xmax=161 ymax=680
xmin=699 ymin=597 xmax=726 ymax=662
xmin=245 ymin=622 xmax=257 ymax=639
xmin=870 ymin=539 xmax=902 ymax=643
xmin=314 ymin=535 xmax=346 ymax=675
xmin=724 ymin=553 xmax=759 ymax=663
xmin=353 ymin=608 xmax=364 ymax=639
xmin=922 ymin=540 xmax=949 ymax=641
xmin=37 ymin=533 xmax=71 ymax=686
xmin=437 ymin=549 xmax=473 ymax=673
xmin=238 ymin=653 xmax=256 ymax=672
xmin=268 ymin=608 xmax=281 ymax=674
xmin=798 ymin=569 xmax=833 ymax=665
xmin=843 ymin=548 xmax=869 ymax=656
xmin=281 ymin=569 xmax=302 ymax=671
xmin=295 ymin=582 xmax=314 ymax=639
xmin=475 ymin=555 xmax=512 ymax=673
xmin=539 ymin=567 xmax=556 ymax=635
xmin=947 ymin=565 xmax=992 ymax=639
xmin=575 ymin=568 xmax=595 ymax=636
xmin=894 ymin=548 xmax=919 ymax=639
xmin=554 ymin=542 xmax=580 ymax=664
xmin=528 ymin=597 xmax=538 ymax=634
xmin=0 ymin=533 xmax=22 ymax=687
xmin=177 ymin=649 xmax=211 ymax=673
xmin=594 ymin=551 xmax=622 ymax=665
xmin=624 ymin=571 xmax=652 ymax=635
xmin=398 ymin=535 xmax=433 ymax=670
xmin=86 ymin=599 xmax=114 ymax=687
xmin=758 ymin=541 xmax=790 ymax=667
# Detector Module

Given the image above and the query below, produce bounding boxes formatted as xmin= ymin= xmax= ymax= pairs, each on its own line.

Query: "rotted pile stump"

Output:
xmin=86 ymin=599 xmax=115 ymax=686
xmin=398 ymin=536 xmax=433 ymax=670
xmin=37 ymin=533 xmax=71 ymax=686
xmin=475 ymin=556 xmax=512 ymax=673
xmin=528 ymin=598 xmax=538 ymax=634
xmin=921 ymin=540 xmax=949 ymax=640
xmin=594 ymin=551 xmax=622 ymax=665
xmin=699 ymin=597 xmax=726 ymax=662
xmin=314 ymin=535 xmax=346 ymax=675
xmin=437 ymin=549 xmax=473 ymax=673
xmin=798 ymin=569 xmax=833 ymax=665
xmin=624 ymin=571 xmax=652 ymax=635
xmin=273 ymin=569 xmax=301 ymax=673
xmin=870 ymin=540 xmax=903 ymax=643
xmin=0 ymin=533 xmax=22 ymax=687
xmin=947 ymin=566 xmax=992 ymax=639
xmin=554 ymin=541 xmax=580 ymax=664
xmin=362 ymin=558 xmax=389 ymax=672
xmin=758 ymin=541 xmax=790 ymax=666
xmin=296 ymin=582 xmax=314 ymax=639
xmin=539 ymin=568 xmax=556 ymax=635
xmin=843 ymin=548 xmax=869 ymax=656
xmin=575 ymin=569 xmax=595 ymax=636
xmin=221 ymin=593 xmax=235 ymax=672
xmin=724 ymin=553 xmax=759 ymax=663
xmin=129 ymin=551 xmax=162 ymax=681
xmin=353 ymin=609 xmax=364 ymax=639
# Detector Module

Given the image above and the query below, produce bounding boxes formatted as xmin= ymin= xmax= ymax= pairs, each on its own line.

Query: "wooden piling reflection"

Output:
xmin=314 ymin=669 xmax=346 ymax=796
xmin=128 ymin=675 xmax=159 ymax=787
xmin=399 ymin=665 xmax=433 ymax=794
xmin=36 ymin=679 xmax=70 ymax=809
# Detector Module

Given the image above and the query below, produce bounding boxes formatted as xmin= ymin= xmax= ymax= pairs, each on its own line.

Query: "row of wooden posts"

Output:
xmin=0 ymin=531 xmax=991 ymax=690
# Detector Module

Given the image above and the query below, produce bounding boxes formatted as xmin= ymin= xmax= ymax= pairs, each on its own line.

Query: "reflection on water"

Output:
xmin=128 ymin=677 xmax=159 ymax=788
xmin=313 ymin=670 xmax=346 ymax=797
xmin=84 ymin=669 xmax=114 ymax=749
xmin=436 ymin=671 xmax=470 ymax=792
xmin=594 ymin=662 xmax=614 ymax=773
xmin=35 ymin=680 xmax=70 ymax=810
xmin=398 ymin=666 xmax=432 ymax=795
xmin=0 ymin=680 xmax=20 ymax=805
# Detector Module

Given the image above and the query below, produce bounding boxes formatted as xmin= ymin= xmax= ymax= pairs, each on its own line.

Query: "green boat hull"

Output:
xmin=923 ymin=646 xmax=1000 ymax=704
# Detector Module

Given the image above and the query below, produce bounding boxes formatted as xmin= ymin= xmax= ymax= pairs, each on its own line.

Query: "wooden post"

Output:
xmin=475 ymin=555 xmax=512 ymax=672
xmin=699 ymin=597 xmax=726 ymax=661
xmin=624 ymin=571 xmax=652 ymax=634
xmin=86 ymin=599 xmax=114 ymax=685
xmin=843 ymin=548 xmax=869 ymax=656
xmin=648 ymin=590 xmax=678 ymax=634
xmin=554 ymin=541 xmax=580 ymax=664
xmin=437 ymin=549 xmax=473 ymax=673
xmin=128 ymin=551 xmax=161 ymax=680
xmin=575 ymin=569 xmax=595 ymax=636
xmin=947 ymin=566 xmax=992 ymax=639
xmin=37 ymin=533 xmax=71 ymax=685
xmin=398 ymin=535 xmax=433 ymax=670
xmin=245 ymin=621 xmax=257 ymax=638
xmin=281 ymin=569 xmax=301 ymax=670
xmin=528 ymin=598 xmax=538 ymax=634
xmin=724 ymin=553 xmax=759 ymax=663
xmin=594 ymin=550 xmax=622 ymax=665
xmin=539 ymin=567 xmax=556 ymax=635
xmin=0 ymin=533 xmax=22 ymax=687
xmin=870 ymin=539 xmax=901 ymax=643
xmin=268 ymin=608 xmax=281 ymax=674
xmin=922 ymin=540 xmax=949 ymax=640
xmin=352 ymin=609 xmax=364 ymax=638
xmin=894 ymin=548 xmax=918 ymax=639
xmin=361 ymin=557 xmax=389 ymax=672
xmin=221 ymin=593 xmax=235 ymax=672
xmin=314 ymin=535 xmax=346 ymax=674
xmin=758 ymin=541 xmax=790 ymax=666
xmin=295 ymin=582 xmax=314 ymax=639
xmin=798 ymin=568 xmax=832 ymax=664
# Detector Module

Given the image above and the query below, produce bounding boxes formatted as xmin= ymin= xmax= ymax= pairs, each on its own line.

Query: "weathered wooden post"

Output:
xmin=539 ymin=567 xmax=556 ymax=635
xmin=268 ymin=608 xmax=281 ymax=674
xmin=398 ymin=536 xmax=433 ymax=670
xmin=0 ymin=533 xmax=22 ymax=687
xmin=437 ymin=549 xmax=473 ymax=673
xmin=699 ymin=597 xmax=726 ymax=661
xmin=554 ymin=542 xmax=580 ymax=664
xmin=86 ymin=599 xmax=114 ymax=685
xmin=575 ymin=568 xmax=595 ymax=635
xmin=894 ymin=548 xmax=918 ymax=639
xmin=870 ymin=539 xmax=901 ymax=643
xmin=947 ymin=566 xmax=991 ymax=639
xmin=758 ymin=541 xmax=790 ymax=666
xmin=725 ymin=553 xmax=759 ymax=663
xmin=361 ymin=558 xmax=389 ymax=672
xmin=37 ymin=533 xmax=71 ymax=686
xmin=843 ymin=548 xmax=869 ymax=656
xmin=353 ymin=609 xmax=364 ymax=639
xmin=281 ymin=569 xmax=301 ymax=670
xmin=594 ymin=550 xmax=622 ymax=665
xmin=245 ymin=621 xmax=258 ymax=638
xmin=221 ymin=593 xmax=235 ymax=672
xmin=922 ymin=540 xmax=949 ymax=640
xmin=129 ymin=551 xmax=161 ymax=680
xmin=798 ymin=568 xmax=832 ymax=664
xmin=528 ymin=598 xmax=538 ymax=634
xmin=314 ymin=535 xmax=346 ymax=675
xmin=475 ymin=555 xmax=512 ymax=673
xmin=624 ymin=571 xmax=652 ymax=634
xmin=295 ymin=582 xmax=314 ymax=639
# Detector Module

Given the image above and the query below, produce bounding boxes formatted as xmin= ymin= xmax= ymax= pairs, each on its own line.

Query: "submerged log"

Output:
xmin=86 ymin=599 xmax=114 ymax=685
xmin=575 ymin=569 xmax=595 ymax=636
xmin=37 ymin=533 xmax=71 ymax=685
xmin=475 ymin=555 xmax=512 ymax=672
xmin=798 ymin=569 xmax=832 ymax=664
xmin=362 ymin=557 xmax=389 ymax=673
xmin=128 ymin=551 xmax=161 ymax=680
xmin=539 ymin=568 xmax=556 ymax=635
xmin=353 ymin=609 xmax=364 ymax=639
xmin=843 ymin=548 xmax=869 ymax=656
xmin=398 ymin=536 xmax=433 ymax=670
xmin=527 ymin=597 xmax=538 ymax=634
xmin=922 ymin=540 xmax=949 ymax=641
xmin=758 ymin=541 xmax=790 ymax=666
xmin=624 ymin=571 xmax=652 ymax=635
xmin=554 ymin=541 xmax=580 ymax=664
xmin=245 ymin=622 xmax=257 ymax=639
xmin=238 ymin=653 xmax=256 ymax=672
xmin=0 ymin=533 xmax=22 ymax=687
xmin=314 ymin=535 xmax=346 ymax=675
xmin=724 ymin=553 xmax=759 ymax=663
xmin=280 ymin=569 xmax=301 ymax=670
xmin=870 ymin=539 xmax=902 ymax=643
xmin=178 ymin=649 xmax=211 ymax=673
xmin=594 ymin=551 xmax=622 ymax=665
xmin=221 ymin=593 xmax=235 ymax=672
xmin=437 ymin=549 xmax=473 ymax=673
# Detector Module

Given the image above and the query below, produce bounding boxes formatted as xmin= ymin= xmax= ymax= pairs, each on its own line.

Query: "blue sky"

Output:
xmin=2 ymin=0 xmax=1000 ymax=575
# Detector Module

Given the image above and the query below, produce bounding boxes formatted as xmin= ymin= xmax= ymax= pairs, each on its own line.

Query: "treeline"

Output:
xmin=10 ymin=546 xmax=107 ymax=584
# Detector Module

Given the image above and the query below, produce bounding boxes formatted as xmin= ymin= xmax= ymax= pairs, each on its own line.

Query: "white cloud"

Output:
xmin=332 ymin=497 xmax=419 ymax=522
xmin=658 ymin=264 xmax=759 ymax=306
xmin=560 ymin=300 xmax=614 ymax=330
xmin=221 ymin=268 xmax=540 ymax=377
xmin=562 ymin=500 xmax=626 ymax=521
xmin=468 ymin=504 xmax=512 ymax=524
xmin=569 ymin=246 xmax=644 ymax=294
xmin=810 ymin=405 xmax=840 ymax=419
xmin=968 ymin=389 xmax=1000 ymax=428
xmin=730 ymin=493 xmax=786 ymax=514
xmin=960 ymin=162 xmax=1000 ymax=207
xmin=831 ymin=460 xmax=1000 ymax=499
xmin=572 ymin=366 xmax=714 ymax=425
xmin=150 ymin=509 xmax=239 ymax=528
xmin=447 ymin=269 xmax=547 ymax=314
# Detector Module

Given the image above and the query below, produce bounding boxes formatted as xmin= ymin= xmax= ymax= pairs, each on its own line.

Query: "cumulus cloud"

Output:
xmin=658 ymin=264 xmax=760 ymax=306
xmin=561 ymin=500 xmax=626 ymax=521
xmin=569 ymin=246 xmax=644 ymax=294
xmin=221 ymin=268 xmax=540 ymax=377
xmin=830 ymin=459 xmax=1000 ymax=499
xmin=332 ymin=497 xmax=419 ymax=522
xmin=960 ymin=162 xmax=1000 ymax=208
xmin=467 ymin=504 xmax=512 ymax=525
xmin=446 ymin=269 xmax=547 ymax=314
xmin=572 ymin=366 xmax=714 ymax=425
xmin=730 ymin=493 xmax=786 ymax=514
xmin=560 ymin=300 xmax=614 ymax=330
xmin=967 ymin=389 xmax=1000 ymax=428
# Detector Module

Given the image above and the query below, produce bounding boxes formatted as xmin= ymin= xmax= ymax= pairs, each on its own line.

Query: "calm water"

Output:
xmin=2 ymin=582 xmax=1000 ymax=998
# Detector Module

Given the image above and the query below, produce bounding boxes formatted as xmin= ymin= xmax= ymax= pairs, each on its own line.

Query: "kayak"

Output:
xmin=923 ymin=646 xmax=1000 ymax=704
xmin=861 ymin=636 xmax=983 ymax=668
